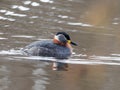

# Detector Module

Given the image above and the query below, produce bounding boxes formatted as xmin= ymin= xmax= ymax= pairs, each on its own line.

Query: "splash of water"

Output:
xmin=0 ymin=49 xmax=120 ymax=65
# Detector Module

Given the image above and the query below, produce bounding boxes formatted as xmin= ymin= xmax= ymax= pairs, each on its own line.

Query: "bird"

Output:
xmin=23 ymin=32 xmax=77 ymax=70
xmin=23 ymin=32 xmax=77 ymax=59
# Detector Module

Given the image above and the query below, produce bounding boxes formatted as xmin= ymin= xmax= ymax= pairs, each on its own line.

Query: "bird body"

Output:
xmin=23 ymin=40 xmax=71 ymax=59
xmin=23 ymin=32 xmax=77 ymax=59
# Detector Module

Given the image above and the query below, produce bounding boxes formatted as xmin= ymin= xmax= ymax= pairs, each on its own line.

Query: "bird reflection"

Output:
xmin=52 ymin=62 xmax=68 ymax=71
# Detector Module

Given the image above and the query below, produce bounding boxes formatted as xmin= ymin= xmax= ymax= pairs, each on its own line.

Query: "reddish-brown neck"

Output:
xmin=53 ymin=39 xmax=66 ymax=46
xmin=53 ymin=39 xmax=72 ymax=48
xmin=53 ymin=39 xmax=73 ymax=53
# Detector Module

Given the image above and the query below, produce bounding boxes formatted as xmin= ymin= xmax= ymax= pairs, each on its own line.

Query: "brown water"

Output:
xmin=0 ymin=0 xmax=120 ymax=90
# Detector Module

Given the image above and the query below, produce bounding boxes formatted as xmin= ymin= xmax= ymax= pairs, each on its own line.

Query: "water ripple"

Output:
xmin=23 ymin=1 xmax=40 ymax=7
xmin=11 ymin=5 xmax=30 ymax=11
xmin=67 ymin=22 xmax=93 ymax=27
xmin=31 ymin=2 xmax=40 ymax=7
xmin=58 ymin=15 xmax=73 ymax=19
xmin=13 ymin=56 xmax=120 ymax=66
xmin=30 ymin=16 xmax=39 ymax=19
xmin=0 ymin=9 xmax=27 ymax=17
xmin=0 ymin=10 xmax=7 ymax=13
xmin=0 ymin=32 xmax=4 ymax=35
xmin=5 ymin=11 xmax=27 ymax=17
xmin=0 ymin=16 xmax=15 ymax=21
xmin=0 ymin=37 xmax=8 ymax=40
xmin=0 ymin=49 xmax=22 ymax=55
xmin=40 ymin=0 xmax=54 ymax=3
xmin=0 ymin=49 xmax=120 ymax=66
xmin=23 ymin=1 xmax=31 ymax=5
xmin=90 ymin=55 xmax=120 ymax=61
xmin=11 ymin=35 xmax=35 ymax=38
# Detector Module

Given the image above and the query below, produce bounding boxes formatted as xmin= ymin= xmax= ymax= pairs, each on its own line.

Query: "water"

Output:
xmin=0 ymin=0 xmax=120 ymax=90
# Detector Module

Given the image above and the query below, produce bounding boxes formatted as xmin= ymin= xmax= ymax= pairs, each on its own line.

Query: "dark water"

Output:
xmin=0 ymin=0 xmax=120 ymax=90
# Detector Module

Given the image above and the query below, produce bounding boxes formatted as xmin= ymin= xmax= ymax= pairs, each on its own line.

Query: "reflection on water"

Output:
xmin=0 ymin=0 xmax=120 ymax=90
xmin=0 ymin=65 xmax=10 ymax=90
xmin=32 ymin=63 xmax=49 ymax=90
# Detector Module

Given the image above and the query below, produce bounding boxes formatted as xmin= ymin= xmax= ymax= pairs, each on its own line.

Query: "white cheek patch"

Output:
xmin=54 ymin=34 xmax=67 ymax=43
xmin=54 ymin=35 xmax=59 ymax=40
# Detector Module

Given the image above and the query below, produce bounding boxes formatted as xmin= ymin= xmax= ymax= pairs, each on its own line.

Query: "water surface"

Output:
xmin=0 ymin=0 xmax=120 ymax=90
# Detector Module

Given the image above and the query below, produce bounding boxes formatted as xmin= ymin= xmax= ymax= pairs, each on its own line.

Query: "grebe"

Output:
xmin=23 ymin=32 xmax=77 ymax=59
xmin=23 ymin=32 xmax=77 ymax=70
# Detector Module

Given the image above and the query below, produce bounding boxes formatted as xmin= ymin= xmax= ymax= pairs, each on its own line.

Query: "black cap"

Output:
xmin=56 ymin=32 xmax=77 ymax=46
